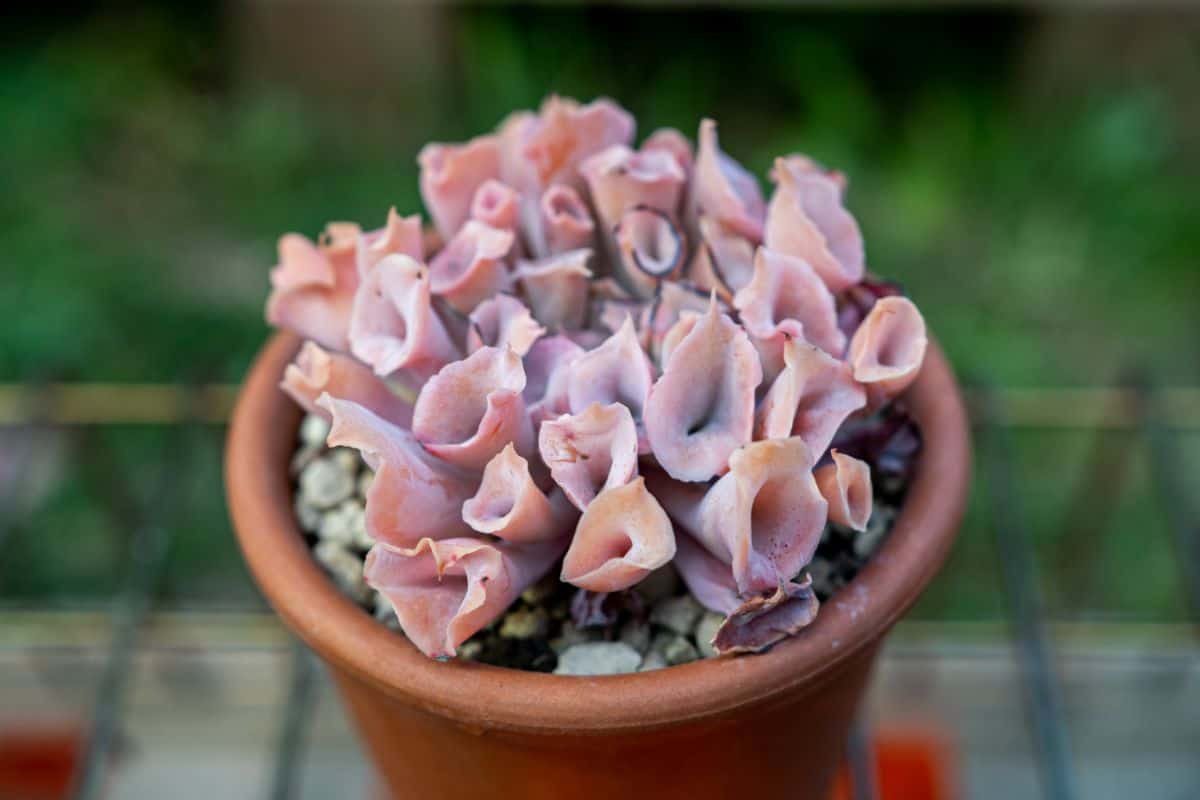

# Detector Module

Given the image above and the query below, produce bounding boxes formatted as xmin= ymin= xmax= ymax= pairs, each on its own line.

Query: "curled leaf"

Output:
xmin=282 ymin=341 xmax=412 ymax=429
xmin=847 ymin=296 xmax=928 ymax=405
xmin=644 ymin=299 xmax=761 ymax=481
xmin=539 ymin=402 xmax=639 ymax=511
xmin=462 ymin=444 xmax=578 ymax=542
xmin=411 ymin=346 xmax=534 ymax=470
xmin=814 ymin=450 xmax=873 ymax=531
xmin=366 ymin=535 xmax=567 ymax=658
xmin=267 ymin=224 xmax=361 ymax=352
xmin=319 ymin=395 xmax=476 ymax=546
xmin=348 ymin=254 xmax=461 ymax=379
xmin=419 ymin=134 xmax=502 ymax=240
xmin=561 ymin=477 xmax=676 ymax=592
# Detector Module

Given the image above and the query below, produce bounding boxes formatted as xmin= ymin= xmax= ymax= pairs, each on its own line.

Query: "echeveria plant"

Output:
xmin=266 ymin=96 xmax=928 ymax=659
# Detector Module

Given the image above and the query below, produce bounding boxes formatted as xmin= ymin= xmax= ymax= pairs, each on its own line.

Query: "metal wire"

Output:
xmin=846 ymin=716 xmax=879 ymax=800
xmin=979 ymin=387 xmax=1078 ymax=800
xmin=70 ymin=522 xmax=170 ymax=800
xmin=268 ymin=642 xmax=319 ymax=800
xmin=1136 ymin=376 xmax=1200 ymax=623
xmin=66 ymin=420 xmax=192 ymax=797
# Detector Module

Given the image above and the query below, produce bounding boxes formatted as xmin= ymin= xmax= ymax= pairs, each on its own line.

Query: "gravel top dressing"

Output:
xmin=292 ymin=406 xmax=918 ymax=675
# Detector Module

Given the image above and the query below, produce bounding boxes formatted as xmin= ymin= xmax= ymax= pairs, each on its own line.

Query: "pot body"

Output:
xmin=331 ymin=643 xmax=878 ymax=800
xmin=227 ymin=333 xmax=970 ymax=800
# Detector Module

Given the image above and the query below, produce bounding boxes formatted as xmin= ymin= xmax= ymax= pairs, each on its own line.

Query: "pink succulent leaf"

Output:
xmin=365 ymin=534 xmax=567 ymax=658
xmin=538 ymin=402 xmax=639 ymax=511
xmin=687 ymin=216 xmax=757 ymax=300
xmin=644 ymin=299 xmax=762 ymax=482
xmin=587 ymin=276 xmax=644 ymax=338
xmin=594 ymin=297 xmax=649 ymax=340
xmin=560 ymin=477 xmax=676 ymax=592
xmin=411 ymin=346 xmax=534 ymax=471
xmin=764 ymin=156 xmax=864 ymax=292
xmin=566 ymin=316 xmax=655 ymax=422
xmin=641 ymin=127 xmax=694 ymax=174
xmin=537 ymin=184 xmax=595 ymax=256
xmin=687 ymin=119 xmax=765 ymax=243
xmin=356 ymin=207 xmax=424 ymax=279
xmin=673 ymin=533 xmax=819 ymax=654
xmin=831 ymin=404 xmax=922 ymax=490
xmin=318 ymin=395 xmax=476 ymax=546
xmin=836 ymin=277 xmax=903 ymax=343
xmin=469 ymin=179 xmax=521 ymax=235
xmin=266 ymin=225 xmax=361 ymax=351
xmin=734 ymin=247 xmax=846 ymax=358
xmin=776 ymin=154 xmax=849 ymax=194
xmin=418 ymin=134 xmax=502 ymax=240
xmin=651 ymin=437 xmax=827 ymax=595
xmin=512 ymin=248 xmax=594 ymax=330
xmin=570 ymin=587 xmax=644 ymax=629
xmin=348 ymin=254 xmax=461 ymax=379
xmin=427 ymin=220 xmax=515 ymax=314
xmin=710 ymin=577 xmax=819 ymax=655
xmin=613 ymin=206 xmax=686 ymax=297
xmin=466 ymin=295 xmax=545 ymax=357
xmin=642 ymin=281 xmax=714 ymax=364
xmin=580 ymin=144 xmax=686 ymax=232
xmin=282 ymin=341 xmax=412 ymax=429
xmin=657 ymin=309 xmax=702 ymax=368
xmin=509 ymin=96 xmax=636 ymax=192
xmin=847 ymin=296 xmax=928 ymax=406
xmin=589 ymin=276 xmax=635 ymax=302
xmin=522 ymin=334 xmax=584 ymax=426
xmin=496 ymin=110 xmax=539 ymax=186
xmin=670 ymin=529 xmax=744 ymax=615
xmin=564 ymin=329 xmax=609 ymax=349
xmin=815 ymin=449 xmax=873 ymax=531
xmin=756 ymin=337 xmax=866 ymax=458
xmin=462 ymin=444 xmax=578 ymax=542
xmin=746 ymin=328 xmax=799 ymax=390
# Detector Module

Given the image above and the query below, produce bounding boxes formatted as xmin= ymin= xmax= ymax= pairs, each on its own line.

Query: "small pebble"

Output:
xmin=649 ymin=593 xmax=703 ymax=636
xmin=618 ymin=618 xmax=652 ymax=654
xmin=550 ymin=621 xmax=600 ymax=653
xmin=554 ymin=642 xmax=642 ymax=676
xmin=290 ymin=442 xmax=323 ymax=477
xmin=635 ymin=564 xmax=680 ymax=606
xmin=660 ymin=634 xmax=699 ymax=666
xmin=499 ymin=607 xmax=550 ymax=640
xmin=330 ymin=447 xmax=361 ymax=475
xmin=293 ymin=427 xmax=908 ymax=672
xmin=639 ymin=650 xmax=667 ymax=672
xmin=299 ymin=414 xmax=331 ymax=446
xmin=318 ymin=500 xmax=371 ymax=549
xmin=294 ymin=495 xmax=322 ymax=533
xmin=854 ymin=508 xmax=893 ymax=558
xmin=458 ymin=640 xmax=483 ymax=661
xmin=299 ymin=456 xmax=356 ymax=509
xmin=314 ymin=540 xmax=371 ymax=605
xmin=694 ymin=612 xmax=724 ymax=658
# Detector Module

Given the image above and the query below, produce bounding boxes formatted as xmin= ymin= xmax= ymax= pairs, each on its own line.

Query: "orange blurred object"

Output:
xmin=0 ymin=724 xmax=84 ymax=800
xmin=829 ymin=725 xmax=957 ymax=800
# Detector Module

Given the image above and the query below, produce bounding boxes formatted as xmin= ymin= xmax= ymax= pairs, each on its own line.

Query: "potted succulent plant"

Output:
xmin=226 ymin=96 xmax=969 ymax=799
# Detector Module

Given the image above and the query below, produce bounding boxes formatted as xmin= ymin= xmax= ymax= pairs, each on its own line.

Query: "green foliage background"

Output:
xmin=1 ymin=6 xmax=1196 ymax=620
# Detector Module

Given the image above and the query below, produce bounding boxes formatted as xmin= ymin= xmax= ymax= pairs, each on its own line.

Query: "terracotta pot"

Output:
xmin=226 ymin=332 xmax=970 ymax=800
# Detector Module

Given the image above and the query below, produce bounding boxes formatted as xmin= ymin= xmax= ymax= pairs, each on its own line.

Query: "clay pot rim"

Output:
xmin=226 ymin=331 xmax=970 ymax=735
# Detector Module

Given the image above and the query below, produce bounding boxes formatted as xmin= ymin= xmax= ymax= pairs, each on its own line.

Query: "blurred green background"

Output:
xmin=1 ymin=4 xmax=1197 ymax=622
